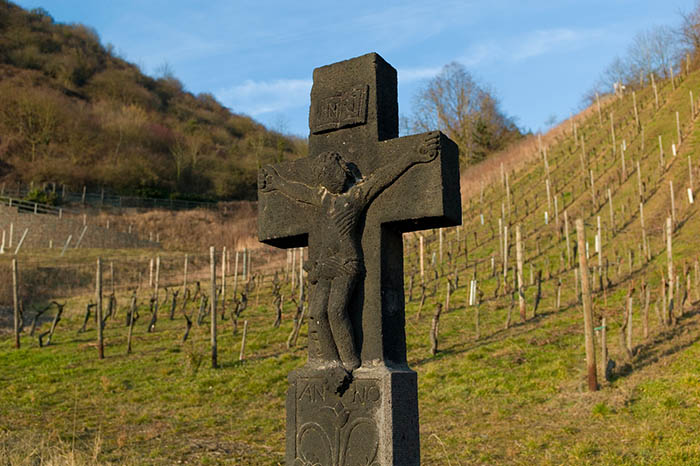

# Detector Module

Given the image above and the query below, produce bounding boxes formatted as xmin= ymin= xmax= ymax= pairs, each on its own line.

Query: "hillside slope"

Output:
xmin=0 ymin=1 xmax=306 ymax=201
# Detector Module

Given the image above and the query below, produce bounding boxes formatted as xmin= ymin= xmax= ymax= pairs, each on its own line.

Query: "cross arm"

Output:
xmin=258 ymin=158 xmax=316 ymax=249
xmin=360 ymin=132 xmax=441 ymax=203
xmin=371 ymin=131 xmax=461 ymax=232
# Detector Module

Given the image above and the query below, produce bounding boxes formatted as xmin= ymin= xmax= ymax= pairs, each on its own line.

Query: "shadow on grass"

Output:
xmin=609 ymin=307 xmax=700 ymax=382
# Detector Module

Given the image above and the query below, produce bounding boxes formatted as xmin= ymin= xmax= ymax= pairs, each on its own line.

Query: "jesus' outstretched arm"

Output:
xmin=258 ymin=165 xmax=322 ymax=207
xmin=360 ymin=131 xmax=441 ymax=203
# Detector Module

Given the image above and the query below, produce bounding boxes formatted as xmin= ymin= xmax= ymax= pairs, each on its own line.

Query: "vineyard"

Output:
xmin=2 ymin=65 xmax=700 ymax=465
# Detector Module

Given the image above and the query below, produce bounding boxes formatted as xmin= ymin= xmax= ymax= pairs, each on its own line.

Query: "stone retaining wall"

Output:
xmin=0 ymin=205 xmax=158 ymax=250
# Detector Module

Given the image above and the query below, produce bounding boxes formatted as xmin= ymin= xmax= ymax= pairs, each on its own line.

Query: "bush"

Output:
xmin=24 ymin=187 xmax=59 ymax=206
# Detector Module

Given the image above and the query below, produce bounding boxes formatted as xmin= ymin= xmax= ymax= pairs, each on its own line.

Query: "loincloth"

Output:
xmin=305 ymin=256 xmax=364 ymax=283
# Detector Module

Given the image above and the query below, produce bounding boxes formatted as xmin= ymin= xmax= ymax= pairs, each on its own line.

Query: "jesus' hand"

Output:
xmin=258 ymin=166 xmax=279 ymax=192
xmin=415 ymin=131 xmax=441 ymax=163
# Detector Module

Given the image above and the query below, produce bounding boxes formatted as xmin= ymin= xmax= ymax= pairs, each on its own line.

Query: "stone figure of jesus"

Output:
xmin=259 ymin=132 xmax=441 ymax=373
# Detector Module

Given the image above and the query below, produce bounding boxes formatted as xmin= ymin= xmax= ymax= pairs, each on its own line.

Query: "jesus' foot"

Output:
xmin=342 ymin=355 xmax=361 ymax=372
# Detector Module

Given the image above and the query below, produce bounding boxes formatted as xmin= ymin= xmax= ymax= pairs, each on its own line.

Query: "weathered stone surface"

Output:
xmin=258 ymin=52 xmax=461 ymax=465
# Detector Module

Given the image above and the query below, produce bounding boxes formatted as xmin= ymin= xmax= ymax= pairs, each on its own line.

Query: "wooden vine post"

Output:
xmin=12 ymin=258 xmax=20 ymax=349
xmin=210 ymin=246 xmax=218 ymax=368
xmin=564 ymin=210 xmax=572 ymax=268
xmin=183 ymin=254 xmax=189 ymax=295
xmin=666 ymin=217 xmax=674 ymax=325
xmin=221 ymin=246 xmax=227 ymax=316
xmin=516 ymin=225 xmax=526 ymax=322
xmin=576 ymin=218 xmax=598 ymax=391
xmin=96 ymin=257 xmax=104 ymax=359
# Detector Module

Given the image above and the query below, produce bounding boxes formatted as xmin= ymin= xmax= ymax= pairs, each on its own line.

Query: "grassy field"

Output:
xmin=2 ymin=69 xmax=700 ymax=465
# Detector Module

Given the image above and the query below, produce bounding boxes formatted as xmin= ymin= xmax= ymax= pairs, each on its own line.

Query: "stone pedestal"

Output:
xmin=286 ymin=365 xmax=419 ymax=466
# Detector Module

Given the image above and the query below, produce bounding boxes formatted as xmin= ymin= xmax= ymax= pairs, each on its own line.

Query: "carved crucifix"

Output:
xmin=258 ymin=53 xmax=461 ymax=466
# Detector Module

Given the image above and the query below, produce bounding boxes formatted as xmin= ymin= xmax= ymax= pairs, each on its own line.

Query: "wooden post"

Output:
xmin=659 ymin=135 xmax=664 ymax=168
xmin=221 ymin=247 xmax=227 ymax=315
xmin=640 ymin=203 xmax=648 ymax=261
xmin=670 ymin=181 xmax=676 ymax=226
xmin=14 ymin=228 xmax=28 ymax=255
xmin=676 ymin=111 xmax=682 ymax=147
xmin=626 ymin=288 xmax=634 ymax=353
xmin=183 ymin=254 xmax=189 ymax=295
xmin=233 ymin=250 xmax=240 ymax=297
xmin=12 ymin=258 xmax=20 ymax=349
xmin=299 ymin=247 xmax=304 ymax=303
xmin=498 ymin=218 xmax=504 ymax=265
xmin=546 ymin=178 xmax=552 ymax=212
xmin=596 ymin=92 xmax=602 ymax=126
xmin=126 ymin=294 xmax=137 ymax=354
xmin=652 ymin=74 xmax=659 ymax=109
xmin=564 ymin=210 xmax=571 ymax=268
xmin=291 ymin=248 xmax=296 ymax=290
xmin=671 ymin=65 xmax=675 ymax=90
xmin=637 ymin=161 xmax=643 ymax=202
xmin=419 ymin=234 xmax=425 ymax=283
xmin=600 ymin=317 xmax=608 ymax=382
xmin=576 ymin=218 xmax=598 ymax=391
xmin=210 ymin=246 xmax=218 ymax=368
xmin=607 ymin=188 xmax=614 ymax=232
xmin=430 ymin=303 xmax=442 ymax=356
xmin=597 ymin=216 xmax=603 ymax=291
xmin=239 ymin=320 xmax=248 ymax=361
xmin=666 ymin=217 xmax=674 ymax=325
xmin=643 ymin=281 xmax=650 ymax=338
xmin=633 ymin=91 xmax=640 ymax=130
xmin=610 ymin=112 xmax=616 ymax=155
xmin=589 ymin=169 xmax=596 ymax=207
xmin=149 ymin=258 xmax=154 ymax=288
xmin=438 ymin=228 xmax=443 ymax=263
xmin=503 ymin=225 xmax=509 ymax=281
xmin=153 ymin=256 xmax=160 ymax=328
xmin=516 ymin=225 xmax=526 ymax=322
xmin=110 ymin=261 xmax=115 ymax=295
xmin=96 ymin=258 xmax=104 ymax=359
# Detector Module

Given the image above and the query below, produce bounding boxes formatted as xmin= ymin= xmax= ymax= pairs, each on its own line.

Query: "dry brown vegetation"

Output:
xmin=89 ymin=202 xmax=260 ymax=252
xmin=0 ymin=2 xmax=306 ymax=202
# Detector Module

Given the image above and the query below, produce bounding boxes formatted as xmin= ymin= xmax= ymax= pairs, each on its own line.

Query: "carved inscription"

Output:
xmin=310 ymin=85 xmax=368 ymax=134
xmin=294 ymin=377 xmax=380 ymax=466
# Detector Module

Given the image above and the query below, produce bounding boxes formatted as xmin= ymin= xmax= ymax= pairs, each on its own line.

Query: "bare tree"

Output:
xmin=678 ymin=2 xmax=700 ymax=55
xmin=409 ymin=62 xmax=520 ymax=165
xmin=627 ymin=26 xmax=680 ymax=80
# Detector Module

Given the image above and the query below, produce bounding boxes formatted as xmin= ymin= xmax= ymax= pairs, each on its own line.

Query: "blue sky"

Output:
xmin=14 ymin=0 xmax=698 ymax=136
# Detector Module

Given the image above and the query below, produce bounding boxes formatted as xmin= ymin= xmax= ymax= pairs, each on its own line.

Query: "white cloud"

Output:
xmin=398 ymin=66 xmax=443 ymax=82
xmin=216 ymin=78 xmax=312 ymax=116
xmin=511 ymin=28 xmax=606 ymax=61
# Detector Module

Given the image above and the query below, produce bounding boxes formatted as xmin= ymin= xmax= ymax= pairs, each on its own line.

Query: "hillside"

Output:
xmin=0 ymin=1 xmax=307 ymax=201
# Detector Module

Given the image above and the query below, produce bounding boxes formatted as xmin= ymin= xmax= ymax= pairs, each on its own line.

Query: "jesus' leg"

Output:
xmin=307 ymin=279 xmax=340 ymax=365
xmin=327 ymin=274 xmax=360 ymax=371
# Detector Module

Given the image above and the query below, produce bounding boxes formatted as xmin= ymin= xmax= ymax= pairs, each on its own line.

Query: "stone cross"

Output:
xmin=258 ymin=53 xmax=461 ymax=466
